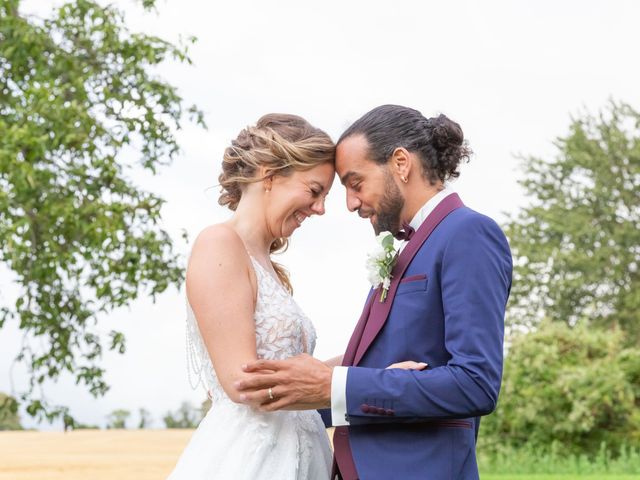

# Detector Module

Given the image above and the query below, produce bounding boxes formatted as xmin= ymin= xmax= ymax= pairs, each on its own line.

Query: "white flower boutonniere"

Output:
xmin=366 ymin=231 xmax=399 ymax=302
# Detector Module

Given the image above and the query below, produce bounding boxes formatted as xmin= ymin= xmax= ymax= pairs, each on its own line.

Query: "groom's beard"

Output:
xmin=372 ymin=172 xmax=404 ymax=235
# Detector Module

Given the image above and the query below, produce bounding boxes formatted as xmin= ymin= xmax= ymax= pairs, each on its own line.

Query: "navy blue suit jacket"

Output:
xmin=340 ymin=206 xmax=512 ymax=479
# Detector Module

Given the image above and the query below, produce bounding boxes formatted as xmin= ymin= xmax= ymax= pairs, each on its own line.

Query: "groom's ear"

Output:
xmin=390 ymin=147 xmax=412 ymax=181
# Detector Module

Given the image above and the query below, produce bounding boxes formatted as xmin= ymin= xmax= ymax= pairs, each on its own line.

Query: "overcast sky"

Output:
xmin=2 ymin=0 xmax=639 ymax=429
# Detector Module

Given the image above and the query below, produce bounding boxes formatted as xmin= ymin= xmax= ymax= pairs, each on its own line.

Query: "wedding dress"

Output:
xmin=167 ymin=256 xmax=332 ymax=479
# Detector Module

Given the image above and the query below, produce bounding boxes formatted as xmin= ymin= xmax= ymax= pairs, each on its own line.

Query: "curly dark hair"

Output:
xmin=337 ymin=105 xmax=471 ymax=185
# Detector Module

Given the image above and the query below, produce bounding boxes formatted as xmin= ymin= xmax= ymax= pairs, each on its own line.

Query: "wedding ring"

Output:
xmin=268 ymin=387 xmax=274 ymax=401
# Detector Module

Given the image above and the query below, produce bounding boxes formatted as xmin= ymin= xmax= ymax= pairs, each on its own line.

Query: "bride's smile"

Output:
xmin=262 ymin=161 xmax=335 ymax=239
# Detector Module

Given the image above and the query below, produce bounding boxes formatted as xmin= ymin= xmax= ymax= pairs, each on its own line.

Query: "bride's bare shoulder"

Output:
xmin=189 ymin=223 xmax=249 ymax=266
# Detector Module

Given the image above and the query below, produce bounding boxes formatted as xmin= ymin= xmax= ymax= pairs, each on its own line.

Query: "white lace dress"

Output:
xmin=167 ymin=257 xmax=332 ymax=480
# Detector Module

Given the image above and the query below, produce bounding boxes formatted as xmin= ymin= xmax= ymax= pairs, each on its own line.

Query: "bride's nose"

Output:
xmin=310 ymin=197 xmax=326 ymax=216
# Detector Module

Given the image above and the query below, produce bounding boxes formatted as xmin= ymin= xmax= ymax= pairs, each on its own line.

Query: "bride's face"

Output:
xmin=265 ymin=162 xmax=335 ymax=238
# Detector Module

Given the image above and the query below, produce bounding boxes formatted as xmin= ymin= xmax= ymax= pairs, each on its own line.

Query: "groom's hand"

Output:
xmin=234 ymin=353 xmax=332 ymax=411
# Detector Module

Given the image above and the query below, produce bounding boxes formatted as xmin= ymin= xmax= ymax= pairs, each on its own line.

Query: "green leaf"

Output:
xmin=381 ymin=233 xmax=394 ymax=249
xmin=0 ymin=0 xmax=203 ymax=424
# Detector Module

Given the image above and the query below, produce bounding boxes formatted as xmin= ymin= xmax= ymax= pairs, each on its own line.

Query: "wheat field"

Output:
xmin=0 ymin=430 xmax=194 ymax=480
xmin=2 ymin=431 xmax=634 ymax=479
xmin=0 ymin=429 xmax=337 ymax=479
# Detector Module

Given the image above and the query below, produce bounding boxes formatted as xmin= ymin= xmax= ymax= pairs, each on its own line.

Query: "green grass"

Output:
xmin=483 ymin=476 xmax=638 ymax=480
xmin=478 ymin=443 xmax=640 ymax=477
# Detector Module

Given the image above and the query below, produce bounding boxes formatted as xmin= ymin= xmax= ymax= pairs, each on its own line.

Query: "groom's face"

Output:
xmin=336 ymin=135 xmax=405 ymax=234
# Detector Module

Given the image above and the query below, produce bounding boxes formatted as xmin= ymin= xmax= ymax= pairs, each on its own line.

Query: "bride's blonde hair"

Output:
xmin=218 ymin=113 xmax=335 ymax=293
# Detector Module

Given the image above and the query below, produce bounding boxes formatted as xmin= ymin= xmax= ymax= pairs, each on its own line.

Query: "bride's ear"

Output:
xmin=257 ymin=166 xmax=274 ymax=192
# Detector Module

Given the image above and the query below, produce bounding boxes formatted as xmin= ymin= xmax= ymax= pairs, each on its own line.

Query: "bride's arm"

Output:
xmin=186 ymin=225 xmax=258 ymax=404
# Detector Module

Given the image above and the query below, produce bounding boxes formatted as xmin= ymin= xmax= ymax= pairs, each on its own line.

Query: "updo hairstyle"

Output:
xmin=218 ymin=113 xmax=335 ymax=292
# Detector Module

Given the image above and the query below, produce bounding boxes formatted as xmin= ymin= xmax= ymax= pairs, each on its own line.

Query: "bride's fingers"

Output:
xmin=385 ymin=361 xmax=428 ymax=370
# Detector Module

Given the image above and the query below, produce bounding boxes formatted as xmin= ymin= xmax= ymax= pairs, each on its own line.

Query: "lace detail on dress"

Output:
xmin=185 ymin=256 xmax=318 ymax=402
xmin=173 ymin=254 xmax=331 ymax=479
xmin=185 ymin=298 xmax=216 ymax=393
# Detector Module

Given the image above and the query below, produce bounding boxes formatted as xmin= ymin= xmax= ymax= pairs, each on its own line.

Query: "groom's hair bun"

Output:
xmin=337 ymin=105 xmax=471 ymax=185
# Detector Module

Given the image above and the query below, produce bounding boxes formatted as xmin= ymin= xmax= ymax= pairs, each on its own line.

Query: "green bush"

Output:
xmin=0 ymin=392 xmax=22 ymax=430
xmin=481 ymin=322 xmax=640 ymax=456
xmin=163 ymin=402 xmax=200 ymax=429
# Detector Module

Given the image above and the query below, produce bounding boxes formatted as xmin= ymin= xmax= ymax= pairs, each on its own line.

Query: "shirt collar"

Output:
xmin=409 ymin=186 xmax=455 ymax=231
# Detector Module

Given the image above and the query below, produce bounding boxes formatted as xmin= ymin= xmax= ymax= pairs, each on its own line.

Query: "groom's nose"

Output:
xmin=346 ymin=191 xmax=361 ymax=212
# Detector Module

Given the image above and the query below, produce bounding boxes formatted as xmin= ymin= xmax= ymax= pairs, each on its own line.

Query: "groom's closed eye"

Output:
xmin=349 ymin=178 xmax=362 ymax=191
xmin=340 ymin=171 xmax=362 ymax=188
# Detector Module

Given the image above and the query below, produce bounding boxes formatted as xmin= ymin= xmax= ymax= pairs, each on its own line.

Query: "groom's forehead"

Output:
xmin=336 ymin=134 xmax=377 ymax=177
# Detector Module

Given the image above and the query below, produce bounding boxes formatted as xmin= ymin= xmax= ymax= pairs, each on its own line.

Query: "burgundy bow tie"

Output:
xmin=394 ymin=222 xmax=415 ymax=241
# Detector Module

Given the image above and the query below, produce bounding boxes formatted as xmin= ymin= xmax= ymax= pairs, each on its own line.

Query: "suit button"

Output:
xmin=385 ymin=409 xmax=394 ymax=416
xmin=360 ymin=404 xmax=371 ymax=413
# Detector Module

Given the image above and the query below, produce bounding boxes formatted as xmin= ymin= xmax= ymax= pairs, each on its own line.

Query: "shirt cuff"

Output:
xmin=331 ymin=366 xmax=350 ymax=426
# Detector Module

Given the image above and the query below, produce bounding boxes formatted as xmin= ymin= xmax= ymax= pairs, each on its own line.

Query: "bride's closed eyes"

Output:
xmin=309 ymin=184 xmax=327 ymax=198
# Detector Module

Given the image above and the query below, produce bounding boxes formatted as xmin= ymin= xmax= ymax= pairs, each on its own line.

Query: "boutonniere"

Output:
xmin=366 ymin=232 xmax=400 ymax=302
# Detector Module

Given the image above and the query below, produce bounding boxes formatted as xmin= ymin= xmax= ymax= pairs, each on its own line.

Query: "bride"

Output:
xmin=167 ymin=113 xmax=336 ymax=479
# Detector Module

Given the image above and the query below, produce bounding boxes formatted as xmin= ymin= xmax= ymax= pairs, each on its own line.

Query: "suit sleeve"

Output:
xmin=344 ymin=215 xmax=512 ymax=425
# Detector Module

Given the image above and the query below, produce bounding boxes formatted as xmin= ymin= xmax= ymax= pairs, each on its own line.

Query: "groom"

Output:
xmin=236 ymin=105 xmax=512 ymax=479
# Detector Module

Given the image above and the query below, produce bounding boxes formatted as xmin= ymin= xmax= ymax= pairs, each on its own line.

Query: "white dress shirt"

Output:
xmin=330 ymin=186 xmax=455 ymax=426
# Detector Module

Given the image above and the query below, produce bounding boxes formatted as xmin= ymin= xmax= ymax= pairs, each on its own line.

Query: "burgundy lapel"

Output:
xmin=352 ymin=193 xmax=464 ymax=366
xmin=341 ymin=292 xmax=375 ymax=366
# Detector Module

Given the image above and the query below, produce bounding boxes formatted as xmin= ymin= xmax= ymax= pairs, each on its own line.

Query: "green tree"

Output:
xmin=481 ymin=321 xmax=640 ymax=456
xmin=0 ymin=0 xmax=204 ymax=423
xmin=106 ymin=408 xmax=130 ymax=429
xmin=74 ymin=422 xmax=99 ymax=429
xmin=0 ymin=392 xmax=23 ymax=430
xmin=200 ymin=397 xmax=211 ymax=420
xmin=163 ymin=401 xmax=199 ymax=429
xmin=137 ymin=407 xmax=151 ymax=429
xmin=504 ymin=101 xmax=639 ymax=343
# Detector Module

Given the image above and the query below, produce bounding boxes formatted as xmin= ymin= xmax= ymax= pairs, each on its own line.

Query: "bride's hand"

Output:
xmin=386 ymin=361 xmax=428 ymax=370
xmin=323 ymin=355 xmax=343 ymax=368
